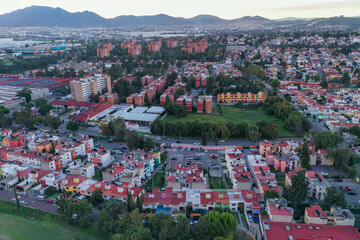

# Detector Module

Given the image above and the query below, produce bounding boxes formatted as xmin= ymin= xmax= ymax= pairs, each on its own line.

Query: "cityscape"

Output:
xmin=0 ymin=1 xmax=360 ymax=240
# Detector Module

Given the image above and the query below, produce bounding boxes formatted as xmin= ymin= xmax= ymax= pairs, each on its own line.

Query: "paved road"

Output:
xmin=0 ymin=189 xmax=58 ymax=214
xmin=0 ymin=189 xmax=99 ymax=220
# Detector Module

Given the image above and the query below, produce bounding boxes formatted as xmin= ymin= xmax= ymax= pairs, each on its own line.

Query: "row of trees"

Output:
xmin=263 ymin=97 xmax=311 ymax=134
xmin=150 ymin=117 xmax=280 ymax=144
xmin=282 ymin=170 xmax=346 ymax=218
xmin=95 ymin=206 xmax=240 ymax=240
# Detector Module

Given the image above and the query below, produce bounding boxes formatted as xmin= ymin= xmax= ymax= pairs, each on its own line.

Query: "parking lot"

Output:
xmin=327 ymin=179 xmax=360 ymax=206
xmin=167 ymin=146 xmax=224 ymax=177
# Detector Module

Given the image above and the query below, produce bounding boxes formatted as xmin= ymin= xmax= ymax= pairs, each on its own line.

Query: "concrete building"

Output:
xmin=70 ymin=74 xmax=111 ymax=102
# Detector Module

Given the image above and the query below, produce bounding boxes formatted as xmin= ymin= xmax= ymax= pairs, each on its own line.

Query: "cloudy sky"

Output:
xmin=2 ymin=0 xmax=360 ymax=19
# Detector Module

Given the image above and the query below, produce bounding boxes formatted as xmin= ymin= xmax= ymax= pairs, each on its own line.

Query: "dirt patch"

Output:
xmin=0 ymin=234 xmax=10 ymax=240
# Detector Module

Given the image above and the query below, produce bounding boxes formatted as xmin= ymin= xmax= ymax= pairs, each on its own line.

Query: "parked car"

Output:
xmin=348 ymin=191 xmax=357 ymax=195
xmin=345 ymin=186 xmax=352 ymax=191
xmin=171 ymin=157 xmax=177 ymax=161
xmin=46 ymin=198 xmax=54 ymax=204
xmin=248 ymin=215 xmax=253 ymax=222
xmin=0 ymin=186 xmax=5 ymax=190
xmin=321 ymin=172 xmax=328 ymax=176
xmin=334 ymin=178 xmax=343 ymax=182
xmin=19 ymin=191 xmax=28 ymax=196
xmin=20 ymin=200 xmax=27 ymax=205
xmin=37 ymin=195 xmax=46 ymax=201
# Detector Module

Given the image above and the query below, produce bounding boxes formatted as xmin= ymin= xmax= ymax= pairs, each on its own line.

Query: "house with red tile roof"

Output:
xmin=262 ymin=221 xmax=360 ymax=240
xmin=266 ymin=198 xmax=293 ymax=223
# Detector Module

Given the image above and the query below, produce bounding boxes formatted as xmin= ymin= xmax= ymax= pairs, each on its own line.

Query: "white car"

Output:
xmin=19 ymin=191 xmax=28 ymax=196
xmin=248 ymin=215 xmax=253 ymax=222
xmin=320 ymin=172 xmax=328 ymax=176
xmin=20 ymin=200 xmax=27 ymax=205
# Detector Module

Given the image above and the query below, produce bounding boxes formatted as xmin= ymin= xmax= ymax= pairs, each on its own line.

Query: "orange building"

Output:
xmin=148 ymin=40 xmax=162 ymax=52
xmin=217 ymin=92 xmax=267 ymax=103
xmin=166 ymin=39 xmax=178 ymax=49
xmin=197 ymin=96 xmax=212 ymax=114
xmin=99 ymin=92 xmax=118 ymax=104
xmin=97 ymin=43 xmax=115 ymax=58
xmin=121 ymin=40 xmax=142 ymax=56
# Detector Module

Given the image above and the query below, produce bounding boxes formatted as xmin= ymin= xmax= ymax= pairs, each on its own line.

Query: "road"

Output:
xmin=0 ymin=189 xmax=58 ymax=214
xmin=0 ymin=189 xmax=99 ymax=220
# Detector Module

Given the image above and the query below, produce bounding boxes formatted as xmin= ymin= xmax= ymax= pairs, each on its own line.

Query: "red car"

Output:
xmin=46 ymin=198 xmax=54 ymax=204
xmin=345 ymin=187 xmax=352 ymax=191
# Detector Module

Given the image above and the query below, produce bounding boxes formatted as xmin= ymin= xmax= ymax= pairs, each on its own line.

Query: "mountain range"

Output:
xmin=0 ymin=6 xmax=270 ymax=28
xmin=0 ymin=6 xmax=360 ymax=28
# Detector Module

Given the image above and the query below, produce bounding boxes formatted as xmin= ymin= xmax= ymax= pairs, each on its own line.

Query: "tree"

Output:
xmin=172 ymin=214 xmax=190 ymax=240
xmin=341 ymin=72 xmax=351 ymax=86
xmin=285 ymin=111 xmax=310 ymax=134
xmin=204 ymin=211 xmax=237 ymax=239
xmin=298 ymin=142 xmax=311 ymax=170
xmin=323 ymin=187 xmax=346 ymax=210
xmin=285 ymin=170 xmax=308 ymax=217
xmin=90 ymin=93 xmax=100 ymax=103
xmin=16 ymin=88 xmax=32 ymax=103
xmin=39 ymin=104 xmax=53 ymax=115
xmin=127 ymin=132 xmax=144 ymax=150
xmin=89 ymin=189 xmax=103 ymax=207
xmin=320 ymin=80 xmax=328 ymax=89
xmin=271 ymin=79 xmax=280 ymax=89
xmin=192 ymin=216 xmax=211 ymax=240
xmin=248 ymin=129 xmax=261 ymax=142
xmin=35 ymin=98 xmax=48 ymax=107
xmin=136 ymin=195 xmax=143 ymax=213
xmin=108 ymin=118 xmax=127 ymax=141
xmin=256 ymin=121 xmax=279 ymax=139
xmin=327 ymin=147 xmax=351 ymax=169
xmin=144 ymin=137 xmax=155 ymax=152
xmin=314 ymin=131 xmax=343 ymax=150
xmin=127 ymin=191 xmax=136 ymax=213
xmin=66 ymin=121 xmax=80 ymax=133
xmin=174 ymin=87 xmax=185 ymax=100
xmin=348 ymin=166 xmax=358 ymax=178
xmin=43 ymin=115 xmax=62 ymax=131
xmin=263 ymin=190 xmax=280 ymax=201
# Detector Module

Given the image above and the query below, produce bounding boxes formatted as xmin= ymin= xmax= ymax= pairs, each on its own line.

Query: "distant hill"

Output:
xmin=0 ymin=6 xmax=109 ymax=27
xmin=275 ymin=17 xmax=313 ymax=21
xmin=0 ymin=6 xmax=359 ymax=28
xmin=0 ymin=6 xmax=269 ymax=28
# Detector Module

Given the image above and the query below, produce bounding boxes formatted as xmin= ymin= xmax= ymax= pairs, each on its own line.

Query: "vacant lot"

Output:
xmin=0 ymin=201 xmax=95 ymax=240
xmin=165 ymin=106 xmax=297 ymax=138
xmin=0 ymin=213 xmax=95 ymax=240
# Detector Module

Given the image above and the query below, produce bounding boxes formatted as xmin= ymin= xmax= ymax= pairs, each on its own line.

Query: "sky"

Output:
xmin=2 ymin=0 xmax=360 ymax=19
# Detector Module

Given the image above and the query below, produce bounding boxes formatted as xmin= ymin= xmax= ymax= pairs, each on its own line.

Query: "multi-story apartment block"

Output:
xmin=70 ymin=74 xmax=111 ymax=102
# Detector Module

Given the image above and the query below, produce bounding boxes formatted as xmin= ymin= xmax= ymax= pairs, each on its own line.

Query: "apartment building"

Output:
xmin=70 ymin=74 xmax=111 ymax=102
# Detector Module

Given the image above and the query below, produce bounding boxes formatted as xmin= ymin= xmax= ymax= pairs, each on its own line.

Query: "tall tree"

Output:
xmin=285 ymin=170 xmax=309 ymax=217
xmin=323 ymin=187 xmax=346 ymax=210
xmin=66 ymin=121 xmax=80 ymax=133
xmin=298 ymin=142 xmax=311 ymax=170
xmin=144 ymin=137 xmax=155 ymax=152
xmin=136 ymin=195 xmax=143 ymax=213
xmin=16 ymin=88 xmax=32 ymax=103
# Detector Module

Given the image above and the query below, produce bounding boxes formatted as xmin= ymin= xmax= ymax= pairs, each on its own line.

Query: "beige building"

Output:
xmin=305 ymin=205 xmax=355 ymax=226
xmin=70 ymin=74 xmax=111 ymax=102
xmin=266 ymin=198 xmax=294 ymax=223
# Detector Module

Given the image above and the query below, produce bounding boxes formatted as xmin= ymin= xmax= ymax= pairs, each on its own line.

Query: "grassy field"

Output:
xmin=164 ymin=105 xmax=298 ymax=138
xmin=0 ymin=201 xmax=96 ymax=240
xmin=145 ymin=172 xmax=165 ymax=191
xmin=209 ymin=177 xmax=226 ymax=189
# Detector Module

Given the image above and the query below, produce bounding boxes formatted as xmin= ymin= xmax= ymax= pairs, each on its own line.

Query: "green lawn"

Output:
xmin=0 ymin=201 xmax=96 ymax=240
xmin=145 ymin=172 xmax=165 ymax=191
xmin=209 ymin=177 xmax=226 ymax=189
xmin=165 ymin=106 xmax=298 ymax=138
